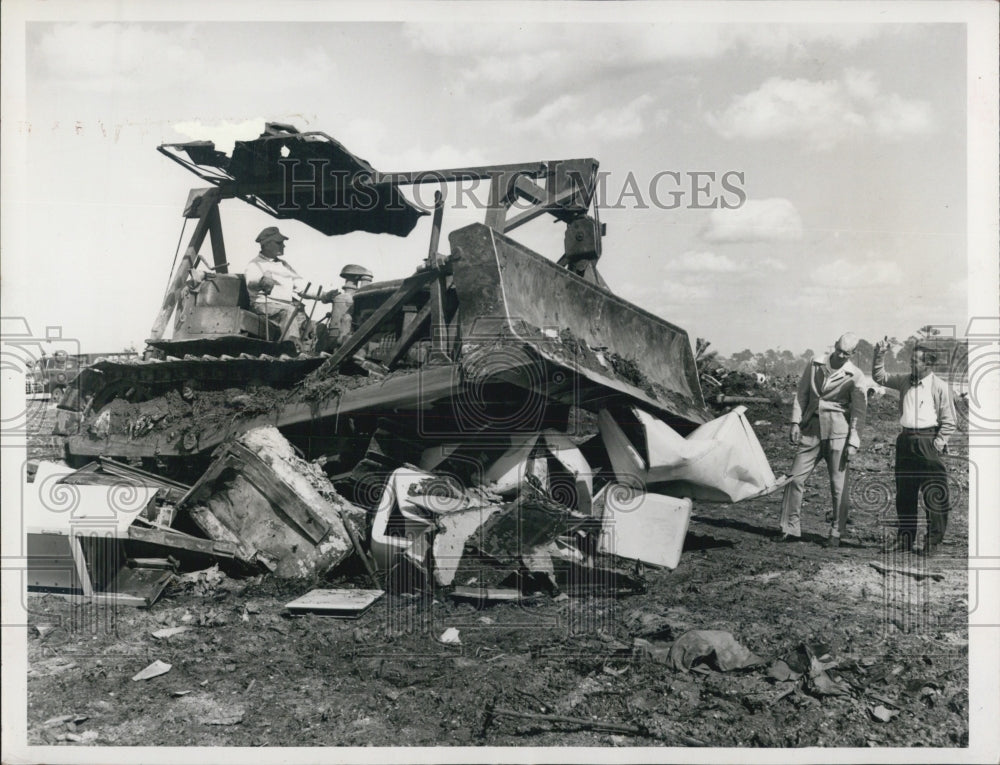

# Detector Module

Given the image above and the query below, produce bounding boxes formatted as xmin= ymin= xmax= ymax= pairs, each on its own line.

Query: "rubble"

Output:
xmin=25 ymin=461 xmax=176 ymax=607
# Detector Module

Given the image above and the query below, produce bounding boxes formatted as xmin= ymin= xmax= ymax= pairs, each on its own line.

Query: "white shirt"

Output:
xmin=245 ymin=254 xmax=304 ymax=303
xmin=899 ymin=373 xmax=938 ymax=429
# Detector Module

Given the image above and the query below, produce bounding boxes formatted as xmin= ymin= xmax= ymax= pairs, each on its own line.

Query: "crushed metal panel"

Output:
xmin=598 ymin=406 xmax=783 ymax=503
xmin=28 ymin=461 xmax=158 ymax=536
xmin=166 ymin=126 xmax=427 ymax=237
xmin=595 ymin=484 xmax=691 ymax=570
xmin=474 ymin=483 xmax=586 ymax=563
xmin=432 ymin=503 xmax=503 ymax=587
xmin=369 ymin=469 xmax=434 ymax=571
xmin=25 ymin=462 xmax=175 ymax=605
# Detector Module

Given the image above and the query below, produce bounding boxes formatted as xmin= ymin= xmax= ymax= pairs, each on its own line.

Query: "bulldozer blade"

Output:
xmin=448 ymin=224 xmax=709 ymax=425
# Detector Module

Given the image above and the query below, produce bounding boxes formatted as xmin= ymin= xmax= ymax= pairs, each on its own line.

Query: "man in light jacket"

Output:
xmin=779 ymin=332 xmax=867 ymax=547
xmin=873 ymin=338 xmax=957 ymax=555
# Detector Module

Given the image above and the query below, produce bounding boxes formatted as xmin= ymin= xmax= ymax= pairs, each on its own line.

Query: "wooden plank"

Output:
xmin=186 ymin=504 xmax=258 ymax=566
xmin=127 ymin=523 xmax=237 ymax=559
xmin=425 ymin=193 xmax=450 ymax=358
xmin=426 ymin=191 xmax=444 ymax=266
xmin=149 ymin=189 xmax=220 ymax=340
xmin=428 ymin=274 xmax=448 ymax=359
xmin=869 ymin=561 xmax=944 ymax=581
xmin=225 ymin=442 xmax=331 ymax=544
xmin=207 ymin=205 xmax=228 ymax=274
xmin=385 ymin=302 xmax=431 ymax=369
xmin=314 ymin=269 xmax=439 ymax=376
xmin=69 ymin=535 xmax=94 ymax=596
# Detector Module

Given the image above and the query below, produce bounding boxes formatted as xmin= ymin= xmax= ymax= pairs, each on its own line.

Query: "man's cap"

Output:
xmin=340 ymin=264 xmax=373 ymax=280
xmin=256 ymin=226 xmax=289 ymax=244
xmin=835 ymin=332 xmax=859 ymax=354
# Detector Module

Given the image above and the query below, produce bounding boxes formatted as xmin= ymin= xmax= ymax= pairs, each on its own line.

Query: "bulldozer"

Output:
xmin=57 ymin=123 xmax=709 ymax=476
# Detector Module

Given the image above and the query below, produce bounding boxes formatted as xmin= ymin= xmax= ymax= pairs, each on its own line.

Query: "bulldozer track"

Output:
xmin=63 ymin=351 xmax=332 ymax=413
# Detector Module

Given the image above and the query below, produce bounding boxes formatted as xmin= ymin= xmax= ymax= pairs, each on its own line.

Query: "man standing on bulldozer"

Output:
xmin=245 ymin=226 xmax=337 ymax=349
xmin=328 ymin=264 xmax=373 ymax=346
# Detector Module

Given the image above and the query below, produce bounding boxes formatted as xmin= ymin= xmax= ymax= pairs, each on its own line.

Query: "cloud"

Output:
xmin=789 ymin=256 xmax=905 ymax=308
xmin=403 ymin=24 xmax=888 ymax=111
xmin=735 ymin=25 xmax=882 ymax=59
xmin=705 ymin=70 xmax=935 ymax=149
xmin=655 ymin=250 xmax=788 ymax=297
xmin=404 ymin=25 xmax=732 ymax=83
xmin=404 ymin=24 xmax=883 ymax=78
xmin=36 ymin=23 xmax=205 ymax=93
xmin=33 ymin=23 xmax=337 ymax=108
xmin=664 ymin=251 xmax=744 ymax=274
xmin=658 ymin=279 xmax=714 ymax=303
xmin=513 ymin=94 xmax=656 ymax=142
xmin=701 ymin=198 xmax=803 ymax=244
xmin=812 ymin=257 xmax=903 ymax=289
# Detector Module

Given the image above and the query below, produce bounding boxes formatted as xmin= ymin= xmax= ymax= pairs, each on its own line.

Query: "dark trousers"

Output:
xmin=894 ymin=429 xmax=950 ymax=544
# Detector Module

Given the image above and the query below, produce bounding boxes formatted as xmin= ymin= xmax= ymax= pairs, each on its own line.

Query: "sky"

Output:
xmin=1 ymin=3 xmax=994 ymax=360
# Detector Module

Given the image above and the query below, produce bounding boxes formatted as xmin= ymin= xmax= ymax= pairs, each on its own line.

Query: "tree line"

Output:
xmin=697 ymin=327 xmax=969 ymax=381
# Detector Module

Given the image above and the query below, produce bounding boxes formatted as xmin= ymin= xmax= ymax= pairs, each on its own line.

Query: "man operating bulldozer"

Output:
xmin=245 ymin=226 xmax=337 ymax=349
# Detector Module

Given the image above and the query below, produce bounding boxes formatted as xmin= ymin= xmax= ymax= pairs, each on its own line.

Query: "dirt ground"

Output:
xmin=21 ymin=389 xmax=969 ymax=749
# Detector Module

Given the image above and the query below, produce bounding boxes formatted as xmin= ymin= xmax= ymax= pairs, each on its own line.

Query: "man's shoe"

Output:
xmin=915 ymin=538 xmax=942 ymax=557
xmin=777 ymin=533 xmax=801 ymax=543
xmin=824 ymin=535 xmax=841 ymax=549
xmin=883 ymin=535 xmax=914 ymax=554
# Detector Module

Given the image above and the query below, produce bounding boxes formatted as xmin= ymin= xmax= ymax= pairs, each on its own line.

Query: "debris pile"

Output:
xmin=29 ymin=398 xmax=783 ymax=607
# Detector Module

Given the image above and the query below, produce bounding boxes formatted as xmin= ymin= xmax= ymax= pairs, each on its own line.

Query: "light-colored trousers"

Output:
xmin=780 ymin=433 xmax=849 ymax=538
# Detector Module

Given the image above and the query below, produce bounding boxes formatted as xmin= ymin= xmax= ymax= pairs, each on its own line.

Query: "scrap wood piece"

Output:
xmin=869 ymin=561 xmax=944 ymax=581
xmin=483 ymin=704 xmax=706 ymax=746
xmin=132 ymin=660 xmax=172 ymax=681
xmin=284 ymin=588 xmax=384 ymax=618
xmin=186 ymin=505 xmax=258 ymax=567
xmin=128 ymin=522 xmax=237 ymax=559
xmin=450 ymin=586 xmax=525 ymax=603
xmin=58 ymin=458 xmax=191 ymax=504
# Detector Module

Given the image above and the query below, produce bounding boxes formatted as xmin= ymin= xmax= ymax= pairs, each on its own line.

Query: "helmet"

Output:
xmin=340 ymin=264 xmax=373 ymax=281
